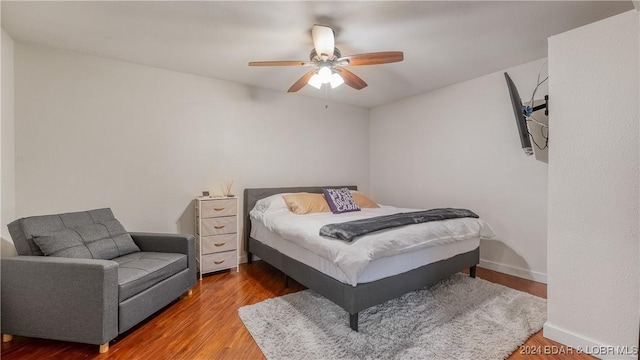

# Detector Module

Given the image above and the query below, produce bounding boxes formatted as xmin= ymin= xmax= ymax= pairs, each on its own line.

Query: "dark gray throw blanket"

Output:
xmin=319 ymin=208 xmax=479 ymax=242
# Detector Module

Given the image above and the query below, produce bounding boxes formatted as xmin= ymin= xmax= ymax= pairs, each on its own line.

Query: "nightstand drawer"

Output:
xmin=200 ymin=199 xmax=237 ymax=218
xmin=200 ymin=216 xmax=236 ymax=236
xmin=201 ymin=234 xmax=237 ymax=254
xmin=201 ymin=251 xmax=237 ymax=273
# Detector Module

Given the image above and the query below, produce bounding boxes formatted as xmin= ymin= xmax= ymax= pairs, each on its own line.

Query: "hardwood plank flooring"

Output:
xmin=1 ymin=263 xmax=592 ymax=360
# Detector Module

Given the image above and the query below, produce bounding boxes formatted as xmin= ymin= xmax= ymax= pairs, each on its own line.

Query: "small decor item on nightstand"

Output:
xmin=202 ymin=191 xmax=210 ymax=197
xmin=221 ymin=181 xmax=234 ymax=197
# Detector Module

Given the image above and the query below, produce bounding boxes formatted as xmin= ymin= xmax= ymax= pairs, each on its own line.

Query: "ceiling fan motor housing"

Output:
xmin=310 ymin=48 xmax=342 ymax=62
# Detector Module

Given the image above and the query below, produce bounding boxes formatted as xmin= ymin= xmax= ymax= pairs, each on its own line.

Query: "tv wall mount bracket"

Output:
xmin=522 ymin=95 xmax=549 ymax=118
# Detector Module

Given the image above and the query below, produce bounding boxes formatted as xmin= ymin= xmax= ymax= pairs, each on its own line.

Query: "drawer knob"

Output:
xmin=213 ymin=259 xmax=225 ymax=264
xmin=213 ymin=225 xmax=225 ymax=229
xmin=213 ymin=207 xmax=225 ymax=211
xmin=214 ymin=242 xmax=225 ymax=247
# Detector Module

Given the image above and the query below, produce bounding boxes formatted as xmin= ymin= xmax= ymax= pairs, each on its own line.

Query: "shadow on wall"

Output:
xmin=480 ymin=238 xmax=538 ymax=279
xmin=176 ymin=200 xmax=196 ymax=236
xmin=1 ymin=237 xmax=17 ymax=257
xmin=247 ymin=85 xmax=280 ymax=103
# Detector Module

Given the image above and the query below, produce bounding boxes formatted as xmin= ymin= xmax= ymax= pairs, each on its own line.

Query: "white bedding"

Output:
xmin=251 ymin=219 xmax=481 ymax=285
xmin=250 ymin=205 xmax=495 ymax=286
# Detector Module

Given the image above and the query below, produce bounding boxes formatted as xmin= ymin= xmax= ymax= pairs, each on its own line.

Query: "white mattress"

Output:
xmin=251 ymin=219 xmax=481 ymax=286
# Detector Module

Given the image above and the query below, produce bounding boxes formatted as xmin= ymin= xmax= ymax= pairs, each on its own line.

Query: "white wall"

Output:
xmin=13 ymin=44 xmax=370 ymax=257
xmin=545 ymin=10 xmax=639 ymax=358
xmin=1 ymin=29 xmax=17 ymax=257
xmin=370 ymin=59 xmax=549 ymax=282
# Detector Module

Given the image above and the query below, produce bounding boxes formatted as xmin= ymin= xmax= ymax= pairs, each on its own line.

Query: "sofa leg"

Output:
xmin=188 ymin=289 xmax=193 ymax=296
xmin=2 ymin=334 xmax=13 ymax=342
xmin=99 ymin=342 xmax=109 ymax=353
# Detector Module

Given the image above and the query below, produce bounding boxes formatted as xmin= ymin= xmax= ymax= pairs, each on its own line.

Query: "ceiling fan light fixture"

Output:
xmin=318 ymin=66 xmax=333 ymax=84
xmin=308 ymin=73 xmax=323 ymax=89
xmin=330 ymin=73 xmax=344 ymax=89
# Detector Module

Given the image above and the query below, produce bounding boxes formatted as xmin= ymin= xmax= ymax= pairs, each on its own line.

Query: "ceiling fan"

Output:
xmin=248 ymin=25 xmax=404 ymax=92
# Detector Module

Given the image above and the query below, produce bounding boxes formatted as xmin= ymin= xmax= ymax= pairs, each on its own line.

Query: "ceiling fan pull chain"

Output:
xmin=325 ymin=85 xmax=329 ymax=109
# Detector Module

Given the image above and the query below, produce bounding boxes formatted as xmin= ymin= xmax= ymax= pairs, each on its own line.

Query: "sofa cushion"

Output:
xmin=32 ymin=219 xmax=140 ymax=260
xmin=8 ymin=208 xmax=139 ymax=257
xmin=33 ymin=228 xmax=94 ymax=258
xmin=113 ymin=252 xmax=188 ymax=302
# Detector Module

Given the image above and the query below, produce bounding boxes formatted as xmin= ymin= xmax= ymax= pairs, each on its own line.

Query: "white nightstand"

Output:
xmin=195 ymin=196 xmax=239 ymax=279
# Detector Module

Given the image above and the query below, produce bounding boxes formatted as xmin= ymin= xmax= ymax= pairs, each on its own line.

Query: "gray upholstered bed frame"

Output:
xmin=243 ymin=186 xmax=479 ymax=331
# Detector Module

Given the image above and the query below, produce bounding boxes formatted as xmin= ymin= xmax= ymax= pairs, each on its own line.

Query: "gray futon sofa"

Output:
xmin=0 ymin=208 xmax=196 ymax=353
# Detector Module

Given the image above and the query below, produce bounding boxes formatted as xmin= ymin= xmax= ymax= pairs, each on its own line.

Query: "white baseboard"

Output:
xmin=544 ymin=322 xmax=638 ymax=360
xmin=479 ymin=259 xmax=547 ymax=284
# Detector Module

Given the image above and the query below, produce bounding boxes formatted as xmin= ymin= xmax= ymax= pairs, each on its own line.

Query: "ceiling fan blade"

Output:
xmin=335 ymin=67 xmax=367 ymax=90
xmin=311 ymin=25 xmax=334 ymax=60
xmin=249 ymin=61 xmax=314 ymax=67
xmin=338 ymin=51 xmax=404 ymax=66
xmin=287 ymin=69 xmax=318 ymax=92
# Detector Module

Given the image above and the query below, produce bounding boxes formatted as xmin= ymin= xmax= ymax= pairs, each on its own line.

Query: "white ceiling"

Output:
xmin=1 ymin=1 xmax=633 ymax=108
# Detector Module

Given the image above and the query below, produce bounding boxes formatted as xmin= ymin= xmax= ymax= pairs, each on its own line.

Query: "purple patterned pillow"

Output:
xmin=322 ymin=188 xmax=361 ymax=214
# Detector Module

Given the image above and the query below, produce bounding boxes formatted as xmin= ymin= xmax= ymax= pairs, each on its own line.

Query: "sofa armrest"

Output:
xmin=1 ymin=256 xmax=119 ymax=345
xmin=129 ymin=232 xmax=194 ymax=255
xmin=129 ymin=232 xmax=197 ymax=288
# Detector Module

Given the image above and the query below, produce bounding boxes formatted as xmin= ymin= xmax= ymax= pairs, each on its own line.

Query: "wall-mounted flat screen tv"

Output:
xmin=504 ymin=72 xmax=533 ymax=156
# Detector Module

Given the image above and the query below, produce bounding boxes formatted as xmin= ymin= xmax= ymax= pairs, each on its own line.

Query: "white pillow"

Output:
xmin=252 ymin=193 xmax=291 ymax=214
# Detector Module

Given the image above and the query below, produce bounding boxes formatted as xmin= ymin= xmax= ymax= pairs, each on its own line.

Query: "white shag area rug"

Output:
xmin=238 ymin=274 xmax=546 ymax=360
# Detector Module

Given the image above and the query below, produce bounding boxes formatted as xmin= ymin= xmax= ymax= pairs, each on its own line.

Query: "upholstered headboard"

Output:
xmin=243 ymin=186 xmax=357 ymax=249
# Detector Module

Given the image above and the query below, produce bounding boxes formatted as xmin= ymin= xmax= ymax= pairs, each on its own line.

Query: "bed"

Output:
xmin=244 ymin=186 xmax=491 ymax=331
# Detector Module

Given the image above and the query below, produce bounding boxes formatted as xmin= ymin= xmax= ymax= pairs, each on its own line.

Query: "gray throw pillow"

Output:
xmin=33 ymin=219 xmax=140 ymax=260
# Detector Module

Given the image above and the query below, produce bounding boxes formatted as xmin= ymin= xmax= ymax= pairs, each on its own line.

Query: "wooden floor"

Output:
xmin=1 ymin=262 xmax=593 ymax=360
